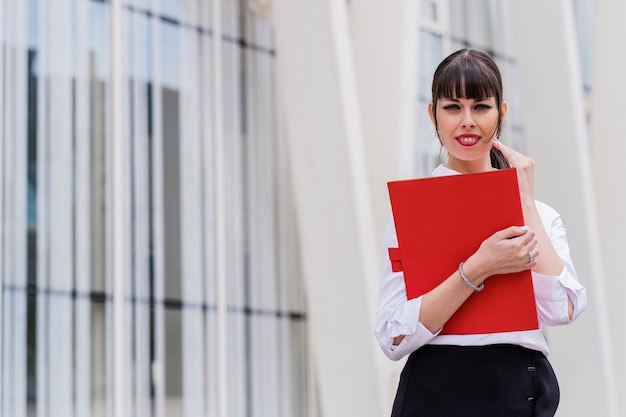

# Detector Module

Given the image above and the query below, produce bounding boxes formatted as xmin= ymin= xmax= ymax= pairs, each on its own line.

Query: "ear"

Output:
xmin=500 ymin=101 xmax=508 ymax=121
xmin=428 ymin=102 xmax=436 ymax=125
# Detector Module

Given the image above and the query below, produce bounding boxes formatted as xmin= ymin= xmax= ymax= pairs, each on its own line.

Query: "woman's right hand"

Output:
xmin=465 ymin=226 xmax=538 ymax=284
xmin=415 ymin=225 xmax=538 ymax=335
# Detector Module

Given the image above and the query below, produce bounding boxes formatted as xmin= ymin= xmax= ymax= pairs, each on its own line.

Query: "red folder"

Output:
xmin=387 ymin=169 xmax=538 ymax=335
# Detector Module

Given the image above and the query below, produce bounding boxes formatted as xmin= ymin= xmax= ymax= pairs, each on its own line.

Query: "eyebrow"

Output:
xmin=440 ymin=97 xmax=491 ymax=102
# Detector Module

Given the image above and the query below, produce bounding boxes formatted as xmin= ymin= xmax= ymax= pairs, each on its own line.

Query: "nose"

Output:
xmin=462 ymin=109 xmax=475 ymax=128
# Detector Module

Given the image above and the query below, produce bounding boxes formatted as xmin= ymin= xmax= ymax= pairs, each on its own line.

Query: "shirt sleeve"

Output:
xmin=532 ymin=202 xmax=587 ymax=325
xmin=374 ymin=218 xmax=440 ymax=361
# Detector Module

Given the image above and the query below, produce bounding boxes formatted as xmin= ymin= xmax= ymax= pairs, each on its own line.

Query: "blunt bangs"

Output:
xmin=432 ymin=52 xmax=502 ymax=103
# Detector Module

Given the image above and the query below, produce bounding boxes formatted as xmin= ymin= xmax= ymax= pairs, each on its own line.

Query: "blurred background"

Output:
xmin=1 ymin=0 xmax=623 ymax=416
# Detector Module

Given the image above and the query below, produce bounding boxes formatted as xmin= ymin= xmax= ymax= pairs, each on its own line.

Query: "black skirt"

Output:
xmin=391 ymin=344 xmax=560 ymax=417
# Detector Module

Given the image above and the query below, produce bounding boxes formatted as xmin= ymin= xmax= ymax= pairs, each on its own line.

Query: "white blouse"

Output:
xmin=374 ymin=165 xmax=587 ymax=361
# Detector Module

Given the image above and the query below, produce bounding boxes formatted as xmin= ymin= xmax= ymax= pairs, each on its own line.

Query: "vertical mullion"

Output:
xmin=260 ymin=44 xmax=280 ymax=417
xmin=74 ymin=0 xmax=92 ymax=414
xmin=14 ymin=1 xmax=29 ymax=415
xmin=122 ymin=9 xmax=134 ymax=417
xmin=212 ymin=0 xmax=230 ymax=415
xmin=0 ymin=3 xmax=5 ymax=406
xmin=179 ymin=2 xmax=205 ymax=415
xmin=437 ymin=0 xmax=451 ymax=57
xmin=200 ymin=1 xmax=219 ymax=414
xmin=246 ymin=34 xmax=266 ymax=417
xmin=86 ymin=3 xmax=112 ymax=416
xmin=275 ymin=55 xmax=293 ymax=417
xmin=3 ymin=0 xmax=29 ymax=415
xmin=131 ymin=9 xmax=151 ymax=417
xmin=126 ymin=8 xmax=137 ymax=416
xmin=126 ymin=8 xmax=137 ymax=415
xmin=497 ymin=0 xmax=515 ymax=145
xmin=149 ymin=1 xmax=166 ymax=415
xmin=222 ymin=2 xmax=246 ymax=413
xmin=1 ymin=2 xmax=12 ymax=414
xmin=35 ymin=0 xmax=50 ymax=414
xmin=47 ymin=0 xmax=75 ymax=414
xmin=110 ymin=0 xmax=127 ymax=416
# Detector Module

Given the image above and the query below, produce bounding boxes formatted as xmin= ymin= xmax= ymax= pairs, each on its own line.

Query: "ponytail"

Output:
xmin=490 ymin=147 xmax=510 ymax=170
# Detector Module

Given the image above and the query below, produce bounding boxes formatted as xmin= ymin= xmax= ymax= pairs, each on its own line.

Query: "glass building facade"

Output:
xmin=415 ymin=0 xmax=525 ymax=177
xmin=415 ymin=0 xmax=593 ymax=177
xmin=1 ymin=0 xmax=597 ymax=416
xmin=1 ymin=0 xmax=308 ymax=416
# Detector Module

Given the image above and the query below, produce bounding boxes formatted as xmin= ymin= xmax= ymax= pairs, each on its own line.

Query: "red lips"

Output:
xmin=455 ymin=134 xmax=480 ymax=146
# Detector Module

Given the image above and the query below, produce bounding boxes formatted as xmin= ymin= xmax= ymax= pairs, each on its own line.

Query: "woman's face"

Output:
xmin=429 ymin=96 xmax=506 ymax=173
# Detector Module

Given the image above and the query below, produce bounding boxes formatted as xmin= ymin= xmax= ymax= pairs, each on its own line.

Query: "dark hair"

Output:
xmin=431 ymin=49 xmax=510 ymax=169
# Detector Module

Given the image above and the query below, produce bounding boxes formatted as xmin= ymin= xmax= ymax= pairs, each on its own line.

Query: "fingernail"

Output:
xmin=519 ymin=225 xmax=529 ymax=231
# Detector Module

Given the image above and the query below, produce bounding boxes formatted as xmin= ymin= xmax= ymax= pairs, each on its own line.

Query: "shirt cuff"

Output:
xmin=389 ymin=321 xmax=441 ymax=350
xmin=382 ymin=297 xmax=441 ymax=360
xmin=532 ymin=268 xmax=585 ymax=325
xmin=387 ymin=297 xmax=422 ymax=338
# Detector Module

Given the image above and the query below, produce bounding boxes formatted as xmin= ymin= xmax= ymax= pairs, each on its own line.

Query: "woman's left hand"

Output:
xmin=492 ymin=139 xmax=569 ymax=311
xmin=492 ymin=139 xmax=535 ymax=203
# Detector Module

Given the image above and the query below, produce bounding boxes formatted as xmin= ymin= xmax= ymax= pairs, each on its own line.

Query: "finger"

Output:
xmin=492 ymin=138 xmax=509 ymax=153
xmin=527 ymin=248 xmax=539 ymax=265
xmin=493 ymin=138 xmax=515 ymax=153
xmin=493 ymin=139 xmax=522 ymax=163
xmin=494 ymin=225 xmax=529 ymax=240
xmin=514 ymin=230 xmax=536 ymax=247
xmin=494 ymin=139 xmax=530 ymax=168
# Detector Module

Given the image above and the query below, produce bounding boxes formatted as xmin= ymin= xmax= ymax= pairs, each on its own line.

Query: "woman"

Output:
xmin=374 ymin=49 xmax=587 ymax=416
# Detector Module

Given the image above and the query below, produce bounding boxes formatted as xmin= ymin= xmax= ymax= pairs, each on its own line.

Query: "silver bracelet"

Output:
xmin=458 ymin=262 xmax=484 ymax=292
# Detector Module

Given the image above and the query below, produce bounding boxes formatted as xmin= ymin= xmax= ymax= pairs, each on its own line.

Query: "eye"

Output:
xmin=442 ymin=104 xmax=460 ymax=111
xmin=474 ymin=103 xmax=492 ymax=110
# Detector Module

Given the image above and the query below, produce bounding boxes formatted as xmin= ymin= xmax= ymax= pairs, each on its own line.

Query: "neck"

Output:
xmin=445 ymin=157 xmax=492 ymax=174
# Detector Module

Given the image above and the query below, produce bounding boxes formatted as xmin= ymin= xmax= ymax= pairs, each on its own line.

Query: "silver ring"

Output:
xmin=529 ymin=251 xmax=535 ymax=263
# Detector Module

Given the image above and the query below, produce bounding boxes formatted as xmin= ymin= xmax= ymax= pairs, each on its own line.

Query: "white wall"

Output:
xmin=271 ymin=0 xmax=424 ymax=413
xmin=350 ymin=0 xmax=419 ymax=233
xmin=511 ymin=1 xmax=618 ymax=416
xmin=271 ymin=1 xmax=386 ymax=416
xmin=591 ymin=0 xmax=626 ymax=414
xmin=349 ymin=0 xmax=419 ymax=404
xmin=272 ymin=1 xmax=620 ymax=415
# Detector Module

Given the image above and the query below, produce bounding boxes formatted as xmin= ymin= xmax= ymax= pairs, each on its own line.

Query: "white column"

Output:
xmin=211 ymin=0 xmax=230 ymax=416
xmin=73 ymin=0 xmax=93 ymax=415
xmin=591 ymin=0 xmax=626 ymax=414
xmin=271 ymin=1 xmax=385 ymax=416
xmin=47 ymin=0 xmax=75 ymax=414
xmin=0 ymin=0 xmax=6 ymax=408
xmin=110 ymin=0 xmax=128 ymax=415
xmin=350 ymin=0 xmax=419 ymax=233
xmin=349 ymin=0 xmax=418 ymax=406
xmin=510 ymin=1 xmax=618 ymax=416
xmin=2 ymin=1 xmax=28 ymax=415
xmin=0 ymin=0 xmax=5 ymax=379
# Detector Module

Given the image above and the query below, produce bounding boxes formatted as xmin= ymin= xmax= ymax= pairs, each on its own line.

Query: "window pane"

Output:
xmin=418 ymin=30 xmax=442 ymax=101
xmin=2 ymin=1 xmax=309 ymax=416
xmin=420 ymin=0 xmax=438 ymax=22
xmin=164 ymin=308 xmax=183 ymax=415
